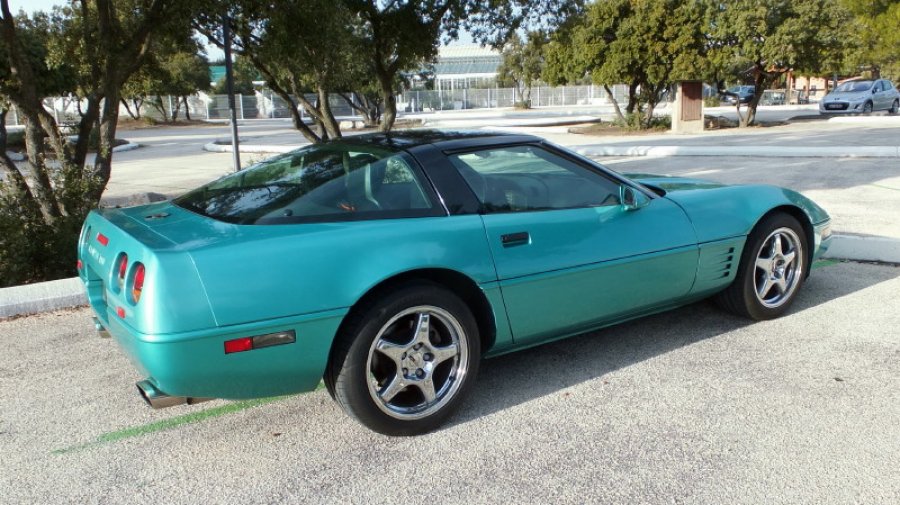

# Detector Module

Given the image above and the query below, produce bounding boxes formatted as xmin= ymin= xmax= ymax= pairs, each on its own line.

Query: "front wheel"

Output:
xmin=862 ymin=101 xmax=874 ymax=114
xmin=716 ymin=213 xmax=808 ymax=320
xmin=326 ymin=283 xmax=481 ymax=435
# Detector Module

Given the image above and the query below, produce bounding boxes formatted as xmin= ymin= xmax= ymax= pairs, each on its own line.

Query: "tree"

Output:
xmin=707 ymin=0 xmax=853 ymax=126
xmin=197 ymin=0 xmax=364 ymax=142
xmin=840 ymin=0 xmax=900 ymax=78
xmin=543 ymin=0 xmax=708 ymax=128
xmin=496 ymin=31 xmax=545 ymax=108
xmin=210 ymin=55 xmax=257 ymax=95
xmin=0 ymin=0 xmax=196 ymax=285
xmin=123 ymin=35 xmax=211 ymax=121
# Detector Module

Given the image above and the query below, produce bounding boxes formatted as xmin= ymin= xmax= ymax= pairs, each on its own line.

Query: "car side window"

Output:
xmin=448 ymin=145 xmax=621 ymax=213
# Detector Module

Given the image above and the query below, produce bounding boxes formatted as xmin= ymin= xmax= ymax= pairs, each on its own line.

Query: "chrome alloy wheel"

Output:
xmin=366 ymin=306 xmax=468 ymax=420
xmin=753 ymin=227 xmax=804 ymax=308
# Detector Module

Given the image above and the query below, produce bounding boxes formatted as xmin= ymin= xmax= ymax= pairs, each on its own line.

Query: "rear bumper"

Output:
xmin=96 ymin=306 xmax=347 ymax=400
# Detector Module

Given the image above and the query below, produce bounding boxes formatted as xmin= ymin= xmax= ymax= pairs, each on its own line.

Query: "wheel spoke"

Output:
xmin=757 ymin=276 xmax=773 ymax=298
xmin=417 ymin=376 xmax=437 ymax=403
xmin=773 ymin=277 xmax=788 ymax=295
xmin=772 ymin=233 xmax=784 ymax=256
xmin=430 ymin=342 xmax=459 ymax=365
xmin=374 ymin=339 xmax=407 ymax=365
xmin=379 ymin=374 xmax=407 ymax=403
xmin=756 ymin=256 xmax=773 ymax=272
xmin=782 ymin=250 xmax=796 ymax=267
xmin=413 ymin=312 xmax=431 ymax=345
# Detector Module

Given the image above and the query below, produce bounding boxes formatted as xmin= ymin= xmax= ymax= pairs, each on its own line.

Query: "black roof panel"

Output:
xmin=331 ymin=129 xmax=539 ymax=150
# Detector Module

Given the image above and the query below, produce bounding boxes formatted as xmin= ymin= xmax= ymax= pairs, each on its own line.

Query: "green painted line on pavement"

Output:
xmin=52 ymin=381 xmax=325 ymax=455
xmin=812 ymin=259 xmax=840 ymax=270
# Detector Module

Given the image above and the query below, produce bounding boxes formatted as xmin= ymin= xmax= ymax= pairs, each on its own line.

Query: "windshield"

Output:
xmin=835 ymin=81 xmax=873 ymax=93
xmin=175 ymin=142 xmax=436 ymax=224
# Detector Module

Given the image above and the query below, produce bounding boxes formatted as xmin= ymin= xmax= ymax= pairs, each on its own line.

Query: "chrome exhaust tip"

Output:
xmin=92 ymin=317 xmax=111 ymax=338
xmin=136 ymin=380 xmax=211 ymax=409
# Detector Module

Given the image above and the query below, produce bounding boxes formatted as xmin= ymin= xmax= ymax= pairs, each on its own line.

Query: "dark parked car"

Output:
xmin=723 ymin=85 xmax=756 ymax=105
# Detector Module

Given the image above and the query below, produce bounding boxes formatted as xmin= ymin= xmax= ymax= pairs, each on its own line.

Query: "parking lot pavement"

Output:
xmin=593 ymin=156 xmax=900 ymax=239
xmin=2 ymin=261 xmax=898 ymax=504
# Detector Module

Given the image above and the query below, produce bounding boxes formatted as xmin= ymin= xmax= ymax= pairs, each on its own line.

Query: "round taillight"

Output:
xmin=116 ymin=253 xmax=128 ymax=290
xmin=131 ymin=263 xmax=145 ymax=303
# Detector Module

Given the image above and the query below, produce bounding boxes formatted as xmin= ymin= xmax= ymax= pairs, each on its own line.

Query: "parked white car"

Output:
xmin=819 ymin=79 xmax=900 ymax=115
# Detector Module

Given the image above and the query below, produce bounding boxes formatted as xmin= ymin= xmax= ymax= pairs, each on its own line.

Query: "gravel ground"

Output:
xmin=1 ymin=261 xmax=898 ymax=504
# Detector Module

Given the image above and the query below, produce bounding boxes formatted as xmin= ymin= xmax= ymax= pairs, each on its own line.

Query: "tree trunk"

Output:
xmin=170 ymin=97 xmax=182 ymax=122
xmin=625 ymin=81 xmax=639 ymax=114
xmin=740 ymin=71 xmax=772 ymax=127
xmin=183 ymin=96 xmax=191 ymax=121
xmin=121 ymin=98 xmax=139 ymax=119
xmin=603 ymin=85 xmax=627 ymax=124
xmin=21 ymin=120 xmax=62 ymax=222
xmin=376 ymin=71 xmax=397 ymax=132
xmin=317 ymin=87 xmax=341 ymax=139
xmin=90 ymin=93 xmax=120 ymax=201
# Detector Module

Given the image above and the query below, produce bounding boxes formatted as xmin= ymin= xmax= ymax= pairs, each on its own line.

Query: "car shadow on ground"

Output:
xmin=450 ymin=262 xmax=899 ymax=429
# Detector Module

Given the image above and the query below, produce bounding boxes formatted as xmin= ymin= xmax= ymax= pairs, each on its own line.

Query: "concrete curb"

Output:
xmin=0 ymin=277 xmax=87 ymax=319
xmin=821 ymin=234 xmax=900 ymax=264
xmin=1 ymin=234 xmax=897 ymax=320
xmin=573 ymin=144 xmax=900 ymax=158
xmin=827 ymin=115 xmax=900 ymax=125
xmin=4 ymin=142 xmax=138 ymax=162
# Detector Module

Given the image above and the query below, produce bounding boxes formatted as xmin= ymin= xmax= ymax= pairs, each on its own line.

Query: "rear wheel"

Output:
xmin=890 ymin=100 xmax=899 ymax=115
xmin=716 ymin=213 xmax=808 ymax=320
xmin=326 ymin=283 xmax=480 ymax=435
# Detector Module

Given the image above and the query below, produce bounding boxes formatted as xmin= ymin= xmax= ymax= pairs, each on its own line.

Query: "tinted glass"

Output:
xmin=836 ymin=80 xmax=873 ymax=92
xmin=449 ymin=145 xmax=620 ymax=213
xmin=175 ymin=143 xmax=434 ymax=224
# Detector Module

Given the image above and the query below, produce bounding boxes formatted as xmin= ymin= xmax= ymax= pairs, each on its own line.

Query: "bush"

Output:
xmin=612 ymin=112 xmax=671 ymax=131
xmin=0 ymin=169 xmax=100 ymax=287
xmin=704 ymin=95 xmax=721 ymax=107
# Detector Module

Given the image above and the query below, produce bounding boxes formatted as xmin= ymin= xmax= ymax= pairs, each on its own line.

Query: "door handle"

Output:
xmin=501 ymin=231 xmax=530 ymax=247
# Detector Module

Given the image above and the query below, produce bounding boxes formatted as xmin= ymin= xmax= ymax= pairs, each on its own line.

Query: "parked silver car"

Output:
xmin=819 ymin=79 xmax=900 ymax=114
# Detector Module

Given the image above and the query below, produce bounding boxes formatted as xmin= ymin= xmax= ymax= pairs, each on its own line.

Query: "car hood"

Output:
xmin=822 ymin=91 xmax=869 ymax=101
xmin=625 ymin=173 xmax=726 ymax=193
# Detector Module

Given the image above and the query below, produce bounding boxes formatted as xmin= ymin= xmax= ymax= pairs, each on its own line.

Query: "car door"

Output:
xmin=447 ymin=144 xmax=699 ymax=345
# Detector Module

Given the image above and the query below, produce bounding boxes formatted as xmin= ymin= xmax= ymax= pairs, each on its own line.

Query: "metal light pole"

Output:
xmin=223 ymin=15 xmax=241 ymax=172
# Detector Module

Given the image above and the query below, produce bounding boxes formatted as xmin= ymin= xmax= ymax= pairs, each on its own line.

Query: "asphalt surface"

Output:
xmin=2 ymin=261 xmax=899 ymax=504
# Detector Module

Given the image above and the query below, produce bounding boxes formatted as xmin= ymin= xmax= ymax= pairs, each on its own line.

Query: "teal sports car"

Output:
xmin=78 ymin=130 xmax=832 ymax=435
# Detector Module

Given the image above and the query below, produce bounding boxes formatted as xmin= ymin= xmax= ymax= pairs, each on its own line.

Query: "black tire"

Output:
xmin=326 ymin=282 xmax=481 ymax=436
xmin=863 ymin=101 xmax=873 ymax=114
xmin=890 ymin=100 xmax=899 ymax=115
xmin=716 ymin=213 xmax=809 ymax=320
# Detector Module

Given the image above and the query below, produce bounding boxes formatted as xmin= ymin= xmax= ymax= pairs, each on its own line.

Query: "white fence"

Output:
xmin=2 ymin=84 xmax=811 ymax=127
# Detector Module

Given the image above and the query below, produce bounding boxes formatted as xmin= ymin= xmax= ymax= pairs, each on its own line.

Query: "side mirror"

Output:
xmin=619 ymin=185 xmax=650 ymax=211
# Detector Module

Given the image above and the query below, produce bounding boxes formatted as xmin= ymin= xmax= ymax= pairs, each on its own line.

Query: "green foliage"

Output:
xmin=0 ymin=10 xmax=77 ymax=97
xmin=543 ymin=0 xmax=707 ymax=128
xmin=0 ymin=172 xmax=100 ymax=288
xmin=840 ymin=0 xmax=900 ymax=78
xmin=211 ymin=55 xmax=259 ymax=95
xmin=496 ymin=31 xmax=545 ymax=107
xmin=707 ymin=0 xmax=853 ymax=125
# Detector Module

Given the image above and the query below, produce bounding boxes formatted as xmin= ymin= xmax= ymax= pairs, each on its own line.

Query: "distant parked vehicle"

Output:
xmin=819 ymin=79 xmax=900 ymax=115
xmin=722 ymin=85 xmax=756 ymax=105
